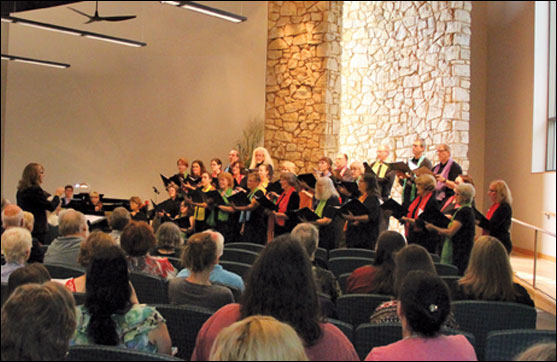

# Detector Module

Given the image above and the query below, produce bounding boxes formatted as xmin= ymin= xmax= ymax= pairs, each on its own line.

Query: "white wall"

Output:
xmin=484 ymin=1 xmax=556 ymax=257
xmin=1 ymin=1 xmax=267 ymax=204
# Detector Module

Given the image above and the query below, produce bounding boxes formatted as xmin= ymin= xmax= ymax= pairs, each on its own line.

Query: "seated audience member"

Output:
xmin=177 ymin=230 xmax=245 ymax=292
xmin=44 ymin=209 xmax=89 ymax=269
xmin=1 ymin=282 xmax=77 ymax=361
xmin=108 ymin=207 xmax=131 ymax=244
xmin=153 ymin=222 xmax=183 ymax=258
xmin=516 ymin=342 xmax=556 ymax=361
xmin=291 ymin=223 xmax=341 ymax=302
xmin=455 ymin=235 xmax=534 ymax=306
xmin=168 ymin=232 xmax=234 ymax=310
xmin=2 ymin=204 xmax=44 ymax=263
xmin=425 ymin=183 xmax=476 ymax=275
xmin=346 ymin=230 xmax=406 ymax=295
xmin=365 ymin=271 xmax=477 ymax=361
xmin=191 ymin=234 xmax=359 ymax=361
xmin=7 ymin=263 xmax=51 ymax=296
xmin=71 ymin=246 xmax=172 ymax=354
xmin=63 ymin=231 xmax=116 ymax=294
xmin=210 ymin=315 xmax=309 ymax=361
xmin=120 ymin=221 xmax=177 ymax=280
xmin=129 ymin=196 xmax=148 ymax=222
xmin=1 ymin=227 xmax=32 ymax=283
xmin=370 ymin=244 xmax=459 ymax=329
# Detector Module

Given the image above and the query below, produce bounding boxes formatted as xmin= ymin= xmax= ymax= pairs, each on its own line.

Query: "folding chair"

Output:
xmin=224 ymin=242 xmax=264 ymax=253
xmin=328 ymin=257 xmax=374 ymax=278
xmin=44 ymin=263 xmax=85 ymax=279
xmin=336 ymin=293 xmax=393 ymax=327
xmin=67 ymin=344 xmax=184 ymax=361
xmin=220 ymin=248 xmax=259 ymax=265
xmin=485 ymin=329 xmax=557 ymax=361
xmin=329 ymin=248 xmax=375 ymax=260
xmin=328 ymin=318 xmax=354 ymax=342
xmin=129 ymin=271 xmax=169 ymax=304
xmin=434 ymin=262 xmax=459 ymax=276
xmin=219 ymin=261 xmax=252 ymax=281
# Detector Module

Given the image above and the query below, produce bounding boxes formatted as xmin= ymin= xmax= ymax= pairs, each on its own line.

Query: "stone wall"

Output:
xmin=340 ymin=1 xmax=472 ymax=171
xmin=265 ymin=1 xmax=342 ymax=173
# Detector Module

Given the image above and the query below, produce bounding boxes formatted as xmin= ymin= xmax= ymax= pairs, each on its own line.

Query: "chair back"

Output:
xmin=452 ymin=300 xmax=537 ymax=360
xmin=319 ymin=292 xmax=337 ymax=319
xmin=336 ymin=293 xmax=393 ymax=327
xmin=218 ymin=261 xmax=252 ymax=281
xmin=354 ymin=323 xmax=403 ymax=360
xmin=440 ymin=275 xmax=460 ymax=299
xmin=220 ymin=248 xmax=259 ymax=265
xmin=129 ymin=271 xmax=169 ymax=304
xmin=224 ymin=242 xmax=264 ymax=253
xmin=329 ymin=248 xmax=375 ymax=260
xmin=315 ymin=247 xmax=328 ymax=264
xmin=429 ymin=253 xmax=440 ymax=262
xmin=338 ymin=272 xmax=351 ymax=294
xmin=152 ymin=303 xmax=214 ymax=360
xmin=44 ymin=263 xmax=85 ymax=279
xmin=328 ymin=257 xmax=374 ymax=278
xmin=485 ymin=329 xmax=557 ymax=361
xmin=67 ymin=345 xmax=184 ymax=361
xmin=434 ymin=262 xmax=459 ymax=276
xmin=213 ymin=283 xmax=243 ymax=303
xmin=328 ymin=318 xmax=354 ymax=342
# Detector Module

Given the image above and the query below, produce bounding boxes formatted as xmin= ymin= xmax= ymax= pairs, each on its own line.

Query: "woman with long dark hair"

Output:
xmin=71 ymin=245 xmax=172 ymax=354
xmin=191 ymin=234 xmax=358 ymax=361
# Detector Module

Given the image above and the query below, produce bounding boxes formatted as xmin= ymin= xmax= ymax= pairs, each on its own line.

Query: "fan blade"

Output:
xmin=68 ymin=7 xmax=94 ymax=20
xmin=101 ymin=15 xmax=137 ymax=22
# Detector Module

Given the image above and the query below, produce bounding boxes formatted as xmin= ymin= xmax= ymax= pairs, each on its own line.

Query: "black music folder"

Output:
xmin=204 ymin=190 xmax=226 ymax=206
xmin=160 ymin=174 xmax=181 ymax=188
xmin=336 ymin=181 xmax=359 ymax=196
xmin=253 ymin=193 xmax=278 ymax=211
xmin=187 ymin=189 xmax=206 ymax=204
xmin=228 ymin=191 xmax=251 ymax=207
xmin=419 ymin=207 xmax=450 ymax=228
xmin=388 ymin=162 xmax=413 ymax=175
xmin=294 ymin=207 xmax=320 ymax=222
xmin=380 ymin=198 xmax=408 ymax=220
xmin=267 ymin=180 xmax=284 ymax=195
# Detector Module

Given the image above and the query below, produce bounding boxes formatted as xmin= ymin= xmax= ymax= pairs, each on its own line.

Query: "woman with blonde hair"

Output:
xmin=477 ymin=179 xmax=513 ymax=254
xmin=209 ymin=315 xmax=308 ymax=361
xmin=312 ymin=177 xmax=341 ymax=250
xmin=455 ymin=236 xmax=533 ymax=306
xmin=280 ymin=160 xmax=298 ymax=175
xmin=249 ymin=147 xmax=274 ymax=171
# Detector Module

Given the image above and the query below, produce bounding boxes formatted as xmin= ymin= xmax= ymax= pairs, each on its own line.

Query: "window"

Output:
xmin=547 ymin=1 xmax=556 ymax=171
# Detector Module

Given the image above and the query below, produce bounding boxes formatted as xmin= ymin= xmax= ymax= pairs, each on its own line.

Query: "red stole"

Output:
xmin=405 ymin=192 xmax=433 ymax=236
xmin=482 ymin=202 xmax=501 ymax=235
xmin=276 ymin=187 xmax=294 ymax=227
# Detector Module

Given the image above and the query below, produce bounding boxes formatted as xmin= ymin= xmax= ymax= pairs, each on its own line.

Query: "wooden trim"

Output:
xmin=513 ymin=247 xmax=557 ymax=263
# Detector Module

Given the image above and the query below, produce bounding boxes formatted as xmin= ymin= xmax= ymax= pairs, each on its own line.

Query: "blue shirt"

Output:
xmin=1 ymin=262 xmax=24 ymax=283
xmin=177 ymin=264 xmax=244 ymax=291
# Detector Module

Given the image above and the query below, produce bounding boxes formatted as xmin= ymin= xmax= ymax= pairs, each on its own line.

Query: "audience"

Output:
xmin=209 ymin=315 xmax=309 ymax=361
xmin=63 ymin=231 xmax=116 ymax=294
xmin=292 ymin=223 xmax=341 ymax=302
xmin=177 ymin=230 xmax=245 ymax=292
xmin=2 ymin=204 xmax=43 ymax=263
xmin=120 ymin=221 xmax=177 ymax=280
xmin=1 ymin=282 xmax=77 ymax=361
xmin=169 ymin=232 xmax=234 ymax=310
xmin=7 ymin=262 xmax=51 ymax=296
xmin=455 ymin=235 xmax=534 ymax=306
xmin=108 ymin=206 xmax=131 ymax=244
xmin=71 ymin=245 xmax=172 ymax=354
xmin=365 ymin=271 xmax=477 ymax=361
xmin=1 ymin=227 xmax=32 ymax=283
xmin=346 ymin=230 xmax=406 ymax=295
xmin=153 ymin=222 xmax=183 ymax=258
xmin=44 ymin=209 xmax=89 ymax=269
xmin=426 ymin=183 xmax=476 ymax=274
xmin=370 ymin=244 xmax=459 ymax=329
xmin=191 ymin=234 xmax=359 ymax=361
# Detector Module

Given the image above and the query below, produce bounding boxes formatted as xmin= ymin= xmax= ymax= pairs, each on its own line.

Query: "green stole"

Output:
xmin=440 ymin=204 xmax=470 ymax=265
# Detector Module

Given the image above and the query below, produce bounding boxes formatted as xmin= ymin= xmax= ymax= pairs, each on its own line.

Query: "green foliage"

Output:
xmin=235 ymin=119 xmax=264 ymax=167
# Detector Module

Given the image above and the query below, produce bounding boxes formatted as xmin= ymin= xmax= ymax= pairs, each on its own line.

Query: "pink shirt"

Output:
xmin=191 ymin=303 xmax=359 ymax=361
xmin=365 ymin=334 xmax=477 ymax=361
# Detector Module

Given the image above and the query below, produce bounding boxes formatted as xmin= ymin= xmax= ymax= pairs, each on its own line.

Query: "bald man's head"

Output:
xmin=2 ymin=205 xmax=24 ymax=228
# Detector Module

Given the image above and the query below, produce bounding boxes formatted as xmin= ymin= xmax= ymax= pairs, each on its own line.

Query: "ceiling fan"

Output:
xmin=68 ymin=1 xmax=136 ymax=23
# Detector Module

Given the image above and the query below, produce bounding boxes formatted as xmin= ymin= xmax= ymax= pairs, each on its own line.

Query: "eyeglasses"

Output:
xmin=488 ymin=189 xmax=496 ymax=193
